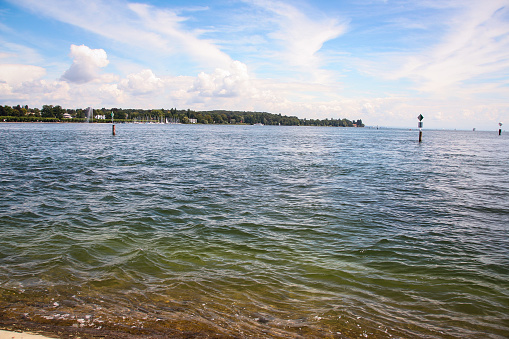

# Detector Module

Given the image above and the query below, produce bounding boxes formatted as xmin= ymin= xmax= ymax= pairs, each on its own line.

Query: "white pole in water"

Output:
xmin=499 ymin=122 xmax=503 ymax=136
xmin=417 ymin=114 xmax=424 ymax=142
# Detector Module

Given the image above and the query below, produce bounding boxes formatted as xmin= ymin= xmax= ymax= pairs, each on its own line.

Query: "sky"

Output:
xmin=0 ymin=0 xmax=508 ymax=129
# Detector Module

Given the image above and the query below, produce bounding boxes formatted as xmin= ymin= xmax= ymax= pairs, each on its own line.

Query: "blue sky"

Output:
xmin=1 ymin=0 xmax=508 ymax=129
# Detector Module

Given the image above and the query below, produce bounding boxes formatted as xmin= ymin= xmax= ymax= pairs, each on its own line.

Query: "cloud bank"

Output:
xmin=0 ymin=64 xmax=46 ymax=86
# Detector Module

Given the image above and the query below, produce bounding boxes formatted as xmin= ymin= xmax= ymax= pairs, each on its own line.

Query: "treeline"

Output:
xmin=0 ymin=105 xmax=364 ymax=127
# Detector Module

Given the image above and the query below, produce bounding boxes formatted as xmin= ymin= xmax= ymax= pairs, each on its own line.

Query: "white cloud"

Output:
xmin=189 ymin=61 xmax=251 ymax=100
xmin=13 ymin=80 xmax=71 ymax=103
xmin=0 ymin=64 xmax=46 ymax=86
xmin=61 ymin=44 xmax=109 ymax=84
xmin=99 ymin=84 xmax=126 ymax=103
xmin=119 ymin=69 xmax=164 ymax=95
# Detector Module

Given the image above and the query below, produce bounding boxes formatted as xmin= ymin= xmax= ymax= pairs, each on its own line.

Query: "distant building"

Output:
xmin=63 ymin=113 xmax=72 ymax=119
xmin=189 ymin=118 xmax=197 ymax=124
xmin=95 ymin=115 xmax=106 ymax=120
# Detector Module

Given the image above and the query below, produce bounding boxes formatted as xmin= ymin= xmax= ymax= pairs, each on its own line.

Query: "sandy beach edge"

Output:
xmin=0 ymin=330 xmax=56 ymax=339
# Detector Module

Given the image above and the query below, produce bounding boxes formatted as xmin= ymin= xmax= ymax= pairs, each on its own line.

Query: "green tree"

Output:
xmin=75 ymin=109 xmax=85 ymax=119
xmin=41 ymin=105 xmax=54 ymax=118
xmin=0 ymin=105 xmax=13 ymax=116
xmin=53 ymin=105 xmax=65 ymax=119
xmin=204 ymin=114 xmax=213 ymax=124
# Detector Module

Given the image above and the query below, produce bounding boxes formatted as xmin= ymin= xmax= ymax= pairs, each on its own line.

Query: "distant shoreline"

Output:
xmin=0 ymin=105 xmax=364 ymax=127
xmin=0 ymin=120 xmax=365 ymax=127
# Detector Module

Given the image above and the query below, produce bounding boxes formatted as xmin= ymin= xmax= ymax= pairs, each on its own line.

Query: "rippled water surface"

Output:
xmin=0 ymin=123 xmax=508 ymax=338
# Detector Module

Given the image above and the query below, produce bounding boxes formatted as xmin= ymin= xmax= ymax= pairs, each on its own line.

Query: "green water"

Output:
xmin=0 ymin=123 xmax=508 ymax=338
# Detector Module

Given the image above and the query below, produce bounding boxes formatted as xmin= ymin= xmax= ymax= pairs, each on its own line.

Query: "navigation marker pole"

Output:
xmin=112 ymin=111 xmax=116 ymax=136
xmin=417 ymin=114 xmax=424 ymax=142
xmin=499 ymin=122 xmax=503 ymax=136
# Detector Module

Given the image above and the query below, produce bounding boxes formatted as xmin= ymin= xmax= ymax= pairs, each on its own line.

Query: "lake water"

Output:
xmin=0 ymin=123 xmax=508 ymax=338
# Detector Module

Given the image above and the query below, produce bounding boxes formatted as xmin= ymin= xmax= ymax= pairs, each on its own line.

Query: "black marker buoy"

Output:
xmin=417 ymin=114 xmax=424 ymax=142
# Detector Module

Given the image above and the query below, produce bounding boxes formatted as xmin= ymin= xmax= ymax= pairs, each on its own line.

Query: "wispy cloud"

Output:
xmin=8 ymin=0 xmax=231 ymax=71
xmin=0 ymin=40 xmax=44 ymax=65
xmin=393 ymin=0 xmax=509 ymax=95
xmin=7 ymin=0 xmax=345 ymax=81
xmin=127 ymin=3 xmax=232 ymax=69
xmin=244 ymin=0 xmax=347 ymax=82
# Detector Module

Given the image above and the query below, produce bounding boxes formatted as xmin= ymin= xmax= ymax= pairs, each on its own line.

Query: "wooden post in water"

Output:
xmin=111 ymin=111 xmax=116 ymax=135
xmin=417 ymin=114 xmax=424 ymax=142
